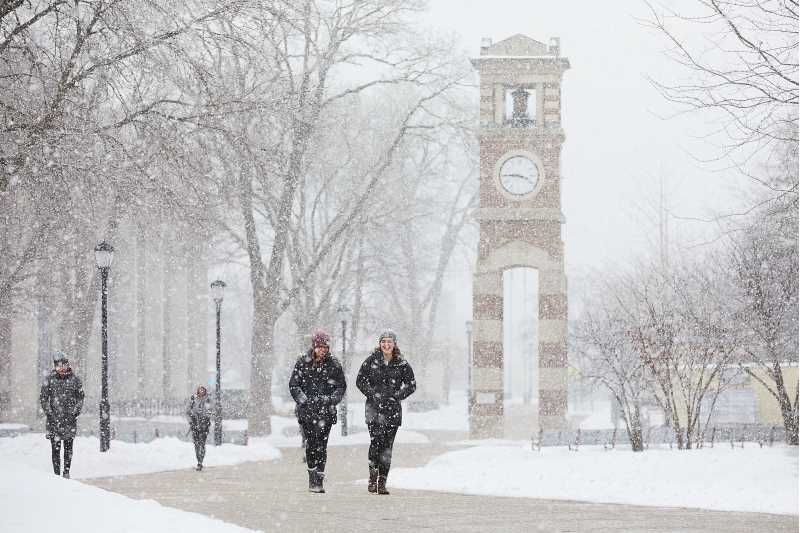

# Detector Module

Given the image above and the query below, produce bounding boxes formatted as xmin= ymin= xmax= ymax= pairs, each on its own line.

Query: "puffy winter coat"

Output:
xmin=186 ymin=394 xmax=213 ymax=432
xmin=356 ymin=349 xmax=416 ymax=427
xmin=39 ymin=370 xmax=85 ymax=441
xmin=289 ymin=350 xmax=346 ymax=426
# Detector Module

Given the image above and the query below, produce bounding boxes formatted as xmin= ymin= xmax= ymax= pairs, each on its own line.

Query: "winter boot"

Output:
xmin=377 ymin=474 xmax=390 ymax=495
xmin=308 ymin=468 xmax=325 ymax=493
xmin=62 ymin=470 xmax=70 ymax=479
xmin=368 ymin=467 xmax=378 ymax=493
xmin=196 ymin=463 xmax=203 ymax=471
xmin=315 ymin=471 xmax=326 ymax=494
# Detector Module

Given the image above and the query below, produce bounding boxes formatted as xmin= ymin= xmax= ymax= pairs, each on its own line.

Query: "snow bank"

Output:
xmin=0 ymin=459 xmax=260 ymax=533
xmin=0 ymin=433 xmax=281 ymax=479
xmin=390 ymin=442 xmax=798 ymax=515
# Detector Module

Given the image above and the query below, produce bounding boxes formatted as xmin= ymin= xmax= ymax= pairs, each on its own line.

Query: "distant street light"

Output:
xmin=211 ymin=279 xmax=226 ymax=446
xmin=94 ymin=241 xmax=114 ymax=452
xmin=336 ymin=304 xmax=351 ymax=436
xmin=465 ymin=321 xmax=473 ymax=402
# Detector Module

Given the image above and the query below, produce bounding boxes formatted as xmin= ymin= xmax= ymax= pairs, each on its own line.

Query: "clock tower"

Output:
xmin=469 ymin=34 xmax=570 ymax=438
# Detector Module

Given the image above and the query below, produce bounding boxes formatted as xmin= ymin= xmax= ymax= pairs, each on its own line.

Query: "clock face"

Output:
xmin=499 ymin=156 xmax=539 ymax=196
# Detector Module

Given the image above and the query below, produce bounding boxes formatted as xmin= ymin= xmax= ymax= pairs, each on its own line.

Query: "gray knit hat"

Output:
xmin=378 ymin=329 xmax=397 ymax=344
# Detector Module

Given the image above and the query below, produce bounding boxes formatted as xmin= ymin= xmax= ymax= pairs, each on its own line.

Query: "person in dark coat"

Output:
xmin=356 ymin=329 xmax=416 ymax=495
xmin=185 ymin=385 xmax=213 ymax=471
xmin=39 ymin=352 xmax=84 ymax=478
xmin=289 ymin=330 xmax=346 ymax=493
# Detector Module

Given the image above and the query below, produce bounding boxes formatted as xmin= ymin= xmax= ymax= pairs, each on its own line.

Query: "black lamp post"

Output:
xmin=336 ymin=304 xmax=351 ymax=436
xmin=94 ymin=241 xmax=114 ymax=452
xmin=210 ymin=279 xmax=226 ymax=446
xmin=465 ymin=320 xmax=473 ymax=403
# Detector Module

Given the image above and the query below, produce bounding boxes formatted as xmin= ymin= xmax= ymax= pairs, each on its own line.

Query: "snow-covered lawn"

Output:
xmin=1 ymin=460 xmax=260 ymax=533
xmin=389 ymin=442 xmax=799 ymax=515
xmin=0 ymin=433 xmax=282 ymax=479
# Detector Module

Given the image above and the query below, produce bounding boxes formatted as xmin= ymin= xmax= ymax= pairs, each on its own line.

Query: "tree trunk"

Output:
xmin=772 ymin=359 xmax=799 ymax=445
xmin=161 ymin=227 xmax=172 ymax=399
xmin=248 ymin=295 xmax=274 ymax=435
xmin=0 ymin=304 xmax=11 ymax=421
xmin=629 ymin=403 xmax=644 ymax=452
xmin=779 ymin=388 xmax=799 ymax=445
xmin=136 ymin=225 xmax=147 ymax=396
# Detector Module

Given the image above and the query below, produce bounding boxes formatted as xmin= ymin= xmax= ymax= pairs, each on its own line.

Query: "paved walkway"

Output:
xmin=86 ymin=442 xmax=797 ymax=533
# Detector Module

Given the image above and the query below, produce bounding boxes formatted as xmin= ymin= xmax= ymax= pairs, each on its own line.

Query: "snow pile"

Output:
xmin=0 ymin=459 xmax=260 ymax=533
xmin=0 ymin=433 xmax=281 ymax=479
xmin=390 ymin=443 xmax=798 ymax=515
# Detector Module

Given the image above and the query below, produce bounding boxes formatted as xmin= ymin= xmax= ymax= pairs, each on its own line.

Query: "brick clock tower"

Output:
xmin=469 ymin=34 xmax=570 ymax=438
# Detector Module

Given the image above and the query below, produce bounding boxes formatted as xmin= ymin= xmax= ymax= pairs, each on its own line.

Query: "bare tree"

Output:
xmin=628 ymin=259 xmax=739 ymax=449
xmin=572 ymin=274 xmax=649 ymax=451
xmin=726 ymin=215 xmax=799 ymax=444
xmin=194 ymin=0 xmax=470 ymax=435
xmin=645 ymin=0 xmax=798 ymax=170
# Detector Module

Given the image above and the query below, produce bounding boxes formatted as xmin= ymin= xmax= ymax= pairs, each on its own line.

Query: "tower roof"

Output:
xmin=481 ymin=34 xmax=550 ymax=57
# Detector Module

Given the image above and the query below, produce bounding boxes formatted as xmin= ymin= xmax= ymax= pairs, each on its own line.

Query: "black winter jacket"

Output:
xmin=186 ymin=394 xmax=213 ymax=432
xmin=39 ymin=370 xmax=85 ymax=441
xmin=356 ymin=350 xmax=416 ymax=427
xmin=289 ymin=350 xmax=346 ymax=426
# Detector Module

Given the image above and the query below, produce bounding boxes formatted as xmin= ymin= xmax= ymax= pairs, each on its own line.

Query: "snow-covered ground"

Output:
xmin=1 ymin=395 xmax=796 ymax=533
xmin=390 ymin=442 xmax=799 ymax=516
xmin=0 ymin=416 xmax=430 ymax=480
xmin=1 ymin=460 xmax=260 ymax=533
xmin=0 ymin=433 xmax=282 ymax=479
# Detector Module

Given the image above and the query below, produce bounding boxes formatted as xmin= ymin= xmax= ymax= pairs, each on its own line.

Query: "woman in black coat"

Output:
xmin=356 ymin=330 xmax=416 ymax=495
xmin=39 ymin=352 xmax=84 ymax=478
xmin=289 ymin=330 xmax=346 ymax=493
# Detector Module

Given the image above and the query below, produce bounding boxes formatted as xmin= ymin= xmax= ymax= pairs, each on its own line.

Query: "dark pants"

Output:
xmin=368 ymin=423 xmax=398 ymax=476
xmin=300 ymin=419 xmax=332 ymax=471
xmin=192 ymin=425 xmax=209 ymax=465
xmin=51 ymin=439 xmax=74 ymax=475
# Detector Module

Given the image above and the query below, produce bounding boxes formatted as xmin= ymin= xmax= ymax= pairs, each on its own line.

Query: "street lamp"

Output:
xmin=94 ymin=241 xmax=114 ymax=452
xmin=465 ymin=320 xmax=473 ymax=402
xmin=210 ymin=279 xmax=226 ymax=446
xmin=336 ymin=304 xmax=351 ymax=436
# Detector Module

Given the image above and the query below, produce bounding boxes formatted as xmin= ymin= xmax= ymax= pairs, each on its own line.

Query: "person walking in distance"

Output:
xmin=356 ymin=330 xmax=416 ymax=495
xmin=186 ymin=385 xmax=213 ymax=471
xmin=289 ymin=330 xmax=346 ymax=493
xmin=39 ymin=352 xmax=85 ymax=479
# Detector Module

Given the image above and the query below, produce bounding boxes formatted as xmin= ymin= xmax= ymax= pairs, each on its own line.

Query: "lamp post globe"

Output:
xmin=94 ymin=241 xmax=114 ymax=452
xmin=336 ymin=305 xmax=351 ymax=436
xmin=210 ymin=280 xmax=226 ymax=446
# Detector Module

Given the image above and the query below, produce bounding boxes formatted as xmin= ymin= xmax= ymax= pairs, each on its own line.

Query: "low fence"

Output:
xmin=81 ymin=390 xmax=251 ymax=419
xmin=533 ymin=424 xmax=788 ymax=451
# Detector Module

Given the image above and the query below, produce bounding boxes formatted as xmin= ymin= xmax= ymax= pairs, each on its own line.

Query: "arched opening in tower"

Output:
xmin=502 ymin=267 xmax=539 ymax=438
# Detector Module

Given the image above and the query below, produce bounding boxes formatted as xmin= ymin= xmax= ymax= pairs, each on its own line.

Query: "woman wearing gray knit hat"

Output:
xmin=356 ymin=329 xmax=416 ymax=495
